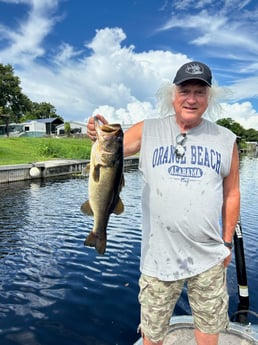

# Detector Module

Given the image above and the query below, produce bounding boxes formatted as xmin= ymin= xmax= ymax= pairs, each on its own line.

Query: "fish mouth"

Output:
xmin=94 ymin=117 xmax=122 ymax=135
xmin=101 ymin=124 xmax=121 ymax=133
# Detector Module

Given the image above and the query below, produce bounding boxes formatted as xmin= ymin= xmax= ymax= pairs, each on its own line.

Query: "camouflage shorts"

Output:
xmin=138 ymin=263 xmax=229 ymax=342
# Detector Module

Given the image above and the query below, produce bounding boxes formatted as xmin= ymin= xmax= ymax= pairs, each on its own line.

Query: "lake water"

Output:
xmin=0 ymin=156 xmax=257 ymax=345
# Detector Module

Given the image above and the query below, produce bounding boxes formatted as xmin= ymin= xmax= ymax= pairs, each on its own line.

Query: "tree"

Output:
xmin=64 ymin=122 xmax=71 ymax=136
xmin=0 ymin=64 xmax=31 ymax=122
xmin=244 ymin=128 xmax=258 ymax=142
xmin=216 ymin=118 xmax=235 ymax=130
xmin=230 ymin=121 xmax=245 ymax=138
xmin=0 ymin=106 xmax=10 ymax=136
xmin=216 ymin=118 xmax=245 ymax=137
xmin=216 ymin=117 xmax=258 ymax=150
xmin=23 ymin=102 xmax=63 ymax=122
xmin=0 ymin=63 xmax=62 ymax=123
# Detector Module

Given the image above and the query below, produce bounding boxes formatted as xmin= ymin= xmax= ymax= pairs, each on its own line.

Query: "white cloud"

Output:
xmin=15 ymin=26 xmax=190 ymax=123
xmin=157 ymin=9 xmax=258 ymax=53
xmin=221 ymin=101 xmax=258 ymax=130
xmin=230 ymin=77 xmax=258 ymax=100
xmin=92 ymin=101 xmax=156 ymax=125
xmin=0 ymin=0 xmax=258 ymax=131
xmin=0 ymin=0 xmax=60 ymax=63
xmin=157 ymin=0 xmax=258 ymax=70
xmin=7 ymin=25 xmax=258 ymax=129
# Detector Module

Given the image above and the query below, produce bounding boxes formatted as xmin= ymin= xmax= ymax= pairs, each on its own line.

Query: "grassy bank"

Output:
xmin=0 ymin=137 xmax=92 ymax=165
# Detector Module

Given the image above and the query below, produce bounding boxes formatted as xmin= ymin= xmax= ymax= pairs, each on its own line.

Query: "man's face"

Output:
xmin=173 ymin=81 xmax=210 ymax=127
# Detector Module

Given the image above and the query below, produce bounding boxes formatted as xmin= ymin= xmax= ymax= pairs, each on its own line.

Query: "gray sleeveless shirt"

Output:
xmin=139 ymin=115 xmax=236 ymax=281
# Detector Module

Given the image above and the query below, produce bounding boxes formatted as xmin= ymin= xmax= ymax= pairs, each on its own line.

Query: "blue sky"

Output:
xmin=0 ymin=0 xmax=258 ymax=129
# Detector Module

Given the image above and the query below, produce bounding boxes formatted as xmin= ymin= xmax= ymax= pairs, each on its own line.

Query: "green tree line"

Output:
xmin=216 ymin=118 xmax=258 ymax=142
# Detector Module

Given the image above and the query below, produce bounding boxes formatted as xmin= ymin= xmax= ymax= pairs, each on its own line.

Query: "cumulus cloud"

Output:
xmin=11 ymin=25 xmax=191 ymax=123
xmin=93 ymin=100 xmax=156 ymax=125
xmin=0 ymin=0 xmax=258 ymax=130
xmin=221 ymin=102 xmax=258 ymax=130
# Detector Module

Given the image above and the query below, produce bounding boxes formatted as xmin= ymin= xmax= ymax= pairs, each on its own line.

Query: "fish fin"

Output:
xmin=84 ymin=231 xmax=106 ymax=255
xmin=116 ymin=174 xmax=125 ymax=193
xmin=92 ymin=165 xmax=100 ymax=182
xmin=121 ymin=173 xmax=125 ymax=187
xmin=80 ymin=201 xmax=94 ymax=216
xmin=85 ymin=163 xmax=91 ymax=173
xmin=113 ymin=197 xmax=124 ymax=215
xmin=82 ymin=163 xmax=90 ymax=176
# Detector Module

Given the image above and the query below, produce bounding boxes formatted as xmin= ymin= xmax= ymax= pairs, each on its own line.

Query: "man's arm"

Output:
xmin=123 ymin=121 xmax=143 ymax=157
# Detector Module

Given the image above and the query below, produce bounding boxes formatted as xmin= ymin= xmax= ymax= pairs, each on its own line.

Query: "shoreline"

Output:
xmin=0 ymin=156 xmax=139 ymax=184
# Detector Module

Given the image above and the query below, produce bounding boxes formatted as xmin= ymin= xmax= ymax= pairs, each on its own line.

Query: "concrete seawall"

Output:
xmin=0 ymin=157 xmax=139 ymax=184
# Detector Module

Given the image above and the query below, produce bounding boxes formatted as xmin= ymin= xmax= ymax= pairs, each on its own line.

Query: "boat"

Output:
xmin=133 ymin=220 xmax=258 ymax=344
xmin=133 ymin=314 xmax=258 ymax=344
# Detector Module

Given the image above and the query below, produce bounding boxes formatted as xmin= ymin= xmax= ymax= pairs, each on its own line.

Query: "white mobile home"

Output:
xmin=23 ymin=120 xmax=45 ymax=134
xmin=22 ymin=118 xmax=64 ymax=137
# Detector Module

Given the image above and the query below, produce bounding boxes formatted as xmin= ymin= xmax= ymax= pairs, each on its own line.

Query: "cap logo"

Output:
xmin=185 ymin=63 xmax=204 ymax=75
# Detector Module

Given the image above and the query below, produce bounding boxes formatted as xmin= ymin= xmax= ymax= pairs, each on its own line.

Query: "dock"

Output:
xmin=0 ymin=156 xmax=139 ymax=184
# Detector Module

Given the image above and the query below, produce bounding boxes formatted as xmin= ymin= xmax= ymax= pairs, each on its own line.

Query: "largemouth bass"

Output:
xmin=81 ymin=117 xmax=124 ymax=254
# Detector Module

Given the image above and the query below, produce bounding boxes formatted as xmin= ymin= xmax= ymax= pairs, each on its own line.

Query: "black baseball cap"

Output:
xmin=173 ymin=61 xmax=212 ymax=86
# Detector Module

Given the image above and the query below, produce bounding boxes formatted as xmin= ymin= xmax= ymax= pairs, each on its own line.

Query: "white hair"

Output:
xmin=156 ymin=80 xmax=232 ymax=122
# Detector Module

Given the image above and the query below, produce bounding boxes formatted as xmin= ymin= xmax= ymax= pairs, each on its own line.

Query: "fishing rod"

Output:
xmin=231 ymin=219 xmax=250 ymax=324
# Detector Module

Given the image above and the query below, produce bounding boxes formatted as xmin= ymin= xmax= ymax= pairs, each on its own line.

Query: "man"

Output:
xmin=87 ymin=61 xmax=240 ymax=345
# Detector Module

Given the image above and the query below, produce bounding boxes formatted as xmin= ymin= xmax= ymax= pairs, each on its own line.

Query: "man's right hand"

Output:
xmin=86 ymin=114 xmax=108 ymax=141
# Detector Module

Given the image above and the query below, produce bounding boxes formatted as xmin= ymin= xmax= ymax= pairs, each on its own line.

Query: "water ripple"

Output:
xmin=0 ymin=164 xmax=257 ymax=344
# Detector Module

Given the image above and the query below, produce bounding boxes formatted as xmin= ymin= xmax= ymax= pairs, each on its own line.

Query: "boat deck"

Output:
xmin=133 ymin=316 xmax=258 ymax=345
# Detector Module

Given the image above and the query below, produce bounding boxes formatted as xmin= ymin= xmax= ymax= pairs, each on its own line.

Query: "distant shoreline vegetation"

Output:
xmin=216 ymin=118 xmax=258 ymax=152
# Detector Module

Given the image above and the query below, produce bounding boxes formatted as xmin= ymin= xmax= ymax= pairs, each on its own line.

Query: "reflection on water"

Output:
xmin=0 ymin=171 xmax=142 ymax=345
xmin=0 ymin=158 xmax=258 ymax=345
xmin=225 ymin=155 xmax=258 ymax=325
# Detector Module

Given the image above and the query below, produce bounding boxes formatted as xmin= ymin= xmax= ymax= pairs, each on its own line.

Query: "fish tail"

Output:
xmin=84 ymin=231 xmax=106 ymax=255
